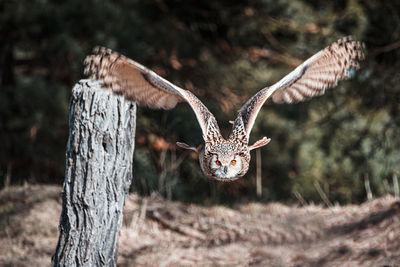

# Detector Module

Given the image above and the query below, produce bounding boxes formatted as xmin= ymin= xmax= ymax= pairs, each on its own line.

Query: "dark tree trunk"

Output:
xmin=53 ymin=80 xmax=136 ymax=266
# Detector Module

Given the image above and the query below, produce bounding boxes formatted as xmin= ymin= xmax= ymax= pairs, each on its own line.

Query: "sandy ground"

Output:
xmin=0 ymin=185 xmax=399 ymax=266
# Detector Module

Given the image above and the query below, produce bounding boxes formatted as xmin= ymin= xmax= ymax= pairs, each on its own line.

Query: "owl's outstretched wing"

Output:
xmin=84 ymin=47 xmax=222 ymax=143
xmin=232 ymin=36 xmax=365 ymax=141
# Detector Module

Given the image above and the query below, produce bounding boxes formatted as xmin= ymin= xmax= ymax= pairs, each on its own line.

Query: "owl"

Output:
xmin=84 ymin=37 xmax=365 ymax=181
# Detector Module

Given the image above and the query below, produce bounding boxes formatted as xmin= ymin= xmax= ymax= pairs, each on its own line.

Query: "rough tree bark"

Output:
xmin=53 ymin=80 xmax=136 ymax=266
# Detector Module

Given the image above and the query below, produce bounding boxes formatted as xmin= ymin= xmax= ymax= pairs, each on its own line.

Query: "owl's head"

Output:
xmin=199 ymin=142 xmax=250 ymax=181
xmin=205 ymin=152 xmax=248 ymax=181
xmin=176 ymin=141 xmax=249 ymax=180
xmin=177 ymin=137 xmax=270 ymax=181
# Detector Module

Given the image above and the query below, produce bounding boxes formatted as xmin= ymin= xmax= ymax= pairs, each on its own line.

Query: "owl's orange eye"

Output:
xmin=215 ymin=160 xmax=221 ymax=166
xmin=231 ymin=160 xmax=236 ymax=165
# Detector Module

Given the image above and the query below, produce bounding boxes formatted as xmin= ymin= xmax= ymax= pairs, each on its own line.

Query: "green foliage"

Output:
xmin=1 ymin=0 xmax=399 ymax=204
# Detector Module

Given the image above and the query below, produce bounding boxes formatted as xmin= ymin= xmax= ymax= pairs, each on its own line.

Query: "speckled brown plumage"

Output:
xmin=84 ymin=37 xmax=365 ymax=181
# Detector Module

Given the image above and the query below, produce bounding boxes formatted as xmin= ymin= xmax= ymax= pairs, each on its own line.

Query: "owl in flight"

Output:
xmin=84 ymin=37 xmax=364 ymax=181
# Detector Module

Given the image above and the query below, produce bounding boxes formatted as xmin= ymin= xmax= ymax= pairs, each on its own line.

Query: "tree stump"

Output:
xmin=53 ymin=80 xmax=136 ymax=266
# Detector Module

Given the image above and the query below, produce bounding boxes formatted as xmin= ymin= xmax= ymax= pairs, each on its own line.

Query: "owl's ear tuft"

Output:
xmin=176 ymin=142 xmax=201 ymax=153
xmin=248 ymin=137 xmax=271 ymax=151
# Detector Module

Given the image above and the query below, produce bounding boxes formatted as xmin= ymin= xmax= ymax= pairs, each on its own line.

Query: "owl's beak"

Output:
xmin=224 ymin=166 xmax=228 ymax=173
xmin=248 ymin=137 xmax=271 ymax=151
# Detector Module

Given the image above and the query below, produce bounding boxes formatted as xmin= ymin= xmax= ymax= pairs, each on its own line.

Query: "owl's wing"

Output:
xmin=84 ymin=47 xmax=222 ymax=142
xmin=232 ymin=36 xmax=365 ymax=141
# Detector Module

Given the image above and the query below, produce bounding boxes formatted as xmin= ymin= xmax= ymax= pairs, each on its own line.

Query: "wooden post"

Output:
xmin=53 ymin=80 xmax=136 ymax=266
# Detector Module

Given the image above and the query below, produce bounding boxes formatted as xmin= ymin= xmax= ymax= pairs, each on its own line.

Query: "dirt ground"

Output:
xmin=0 ymin=185 xmax=399 ymax=266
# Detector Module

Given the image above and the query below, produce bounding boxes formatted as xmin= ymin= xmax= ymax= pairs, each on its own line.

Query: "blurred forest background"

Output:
xmin=1 ymin=0 xmax=399 ymax=204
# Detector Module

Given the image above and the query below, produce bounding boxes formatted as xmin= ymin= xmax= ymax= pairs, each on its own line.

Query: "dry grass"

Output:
xmin=0 ymin=185 xmax=399 ymax=266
